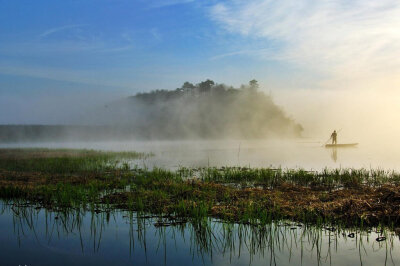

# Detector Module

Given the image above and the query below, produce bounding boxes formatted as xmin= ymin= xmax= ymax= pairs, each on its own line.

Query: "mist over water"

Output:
xmin=3 ymin=139 xmax=400 ymax=171
xmin=2 ymin=81 xmax=400 ymax=172
xmin=274 ymin=86 xmax=400 ymax=144
xmin=2 ymin=82 xmax=400 ymax=171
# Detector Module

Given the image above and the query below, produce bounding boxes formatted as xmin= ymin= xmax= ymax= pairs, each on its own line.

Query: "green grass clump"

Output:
xmin=198 ymin=166 xmax=400 ymax=189
xmin=0 ymin=148 xmax=148 ymax=174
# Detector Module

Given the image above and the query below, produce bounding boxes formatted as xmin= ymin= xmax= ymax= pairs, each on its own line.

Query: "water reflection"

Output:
xmin=331 ymin=148 xmax=337 ymax=162
xmin=327 ymin=145 xmax=360 ymax=164
xmin=1 ymin=202 xmax=399 ymax=265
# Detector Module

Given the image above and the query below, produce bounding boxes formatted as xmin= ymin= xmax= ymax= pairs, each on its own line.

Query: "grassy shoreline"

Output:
xmin=1 ymin=148 xmax=400 ymax=229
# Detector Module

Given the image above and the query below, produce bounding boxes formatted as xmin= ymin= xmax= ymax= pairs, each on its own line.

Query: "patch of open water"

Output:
xmin=1 ymin=201 xmax=399 ymax=266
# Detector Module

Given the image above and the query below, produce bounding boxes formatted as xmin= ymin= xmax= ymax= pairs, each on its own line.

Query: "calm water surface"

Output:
xmin=1 ymin=201 xmax=399 ymax=266
xmin=2 ymin=139 xmax=400 ymax=171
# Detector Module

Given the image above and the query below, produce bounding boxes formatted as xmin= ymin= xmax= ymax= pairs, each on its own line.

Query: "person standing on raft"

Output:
xmin=331 ymin=130 xmax=337 ymax=145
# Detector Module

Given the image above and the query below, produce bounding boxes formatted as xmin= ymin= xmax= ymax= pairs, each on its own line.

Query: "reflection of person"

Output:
xmin=331 ymin=148 xmax=337 ymax=162
xmin=331 ymin=130 xmax=337 ymax=145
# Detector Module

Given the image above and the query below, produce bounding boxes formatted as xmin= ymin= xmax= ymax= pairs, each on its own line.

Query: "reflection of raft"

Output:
xmin=325 ymin=143 xmax=358 ymax=148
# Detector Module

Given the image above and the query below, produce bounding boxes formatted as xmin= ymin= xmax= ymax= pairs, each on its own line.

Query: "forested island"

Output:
xmin=112 ymin=79 xmax=303 ymax=139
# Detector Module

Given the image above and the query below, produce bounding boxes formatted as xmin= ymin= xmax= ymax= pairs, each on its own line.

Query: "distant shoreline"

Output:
xmin=0 ymin=124 xmax=301 ymax=142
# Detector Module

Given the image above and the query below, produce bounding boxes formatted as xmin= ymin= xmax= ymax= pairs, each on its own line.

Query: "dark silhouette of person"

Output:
xmin=331 ymin=130 xmax=337 ymax=144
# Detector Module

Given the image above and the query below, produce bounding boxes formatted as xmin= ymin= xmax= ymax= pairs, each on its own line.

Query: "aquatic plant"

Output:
xmin=2 ymin=148 xmax=400 ymax=228
xmin=0 ymin=148 xmax=148 ymax=174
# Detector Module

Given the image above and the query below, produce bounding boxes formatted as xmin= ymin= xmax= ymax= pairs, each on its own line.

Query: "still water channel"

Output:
xmin=0 ymin=201 xmax=398 ymax=266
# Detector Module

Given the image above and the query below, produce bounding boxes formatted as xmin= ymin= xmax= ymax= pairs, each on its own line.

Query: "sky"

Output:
xmin=1 ymin=0 xmax=400 ymax=135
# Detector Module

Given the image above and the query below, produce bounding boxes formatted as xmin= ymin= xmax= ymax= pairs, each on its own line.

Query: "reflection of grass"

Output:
xmin=5 ymin=203 xmax=395 ymax=265
xmin=1 ymin=148 xmax=400 ymax=228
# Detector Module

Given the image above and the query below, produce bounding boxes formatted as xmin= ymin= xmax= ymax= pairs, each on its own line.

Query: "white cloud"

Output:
xmin=210 ymin=0 xmax=400 ymax=81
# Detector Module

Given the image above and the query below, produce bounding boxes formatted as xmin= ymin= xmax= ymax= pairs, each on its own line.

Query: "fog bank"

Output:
xmin=274 ymin=85 xmax=400 ymax=145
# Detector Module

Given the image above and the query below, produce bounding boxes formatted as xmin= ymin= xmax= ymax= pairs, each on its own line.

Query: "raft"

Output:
xmin=325 ymin=143 xmax=358 ymax=148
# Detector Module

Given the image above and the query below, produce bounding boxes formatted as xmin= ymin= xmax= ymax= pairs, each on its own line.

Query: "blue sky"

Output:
xmin=0 ymin=0 xmax=285 ymax=93
xmin=0 ymin=0 xmax=270 ymax=123
xmin=1 ymin=0 xmax=400 ymax=125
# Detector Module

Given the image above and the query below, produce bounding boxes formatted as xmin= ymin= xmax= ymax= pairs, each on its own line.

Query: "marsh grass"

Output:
xmin=0 ymin=148 xmax=148 ymax=174
xmin=198 ymin=166 xmax=400 ymax=189
xmin=2 ymin=148 xmax=400 ymax=228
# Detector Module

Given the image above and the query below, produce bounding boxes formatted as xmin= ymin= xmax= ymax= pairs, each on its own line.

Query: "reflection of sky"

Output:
xmin=0 ymin=202 xmax=398 ymax=266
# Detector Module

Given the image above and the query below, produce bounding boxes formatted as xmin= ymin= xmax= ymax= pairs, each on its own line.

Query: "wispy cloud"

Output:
xmin=0 ymin=63 xmax=127 ymax=88
xmin=38 ymin=24 xmax=86 ymax=38
xmin=0 ymin=28 xmax=136 ymax=56
xmin=150 ymin=28 xmax=162 ymax=41
xmin=210 ymin=0 xmax=400 ymax=80
xmin=209 ymin=48 xmax=273 ymax=60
